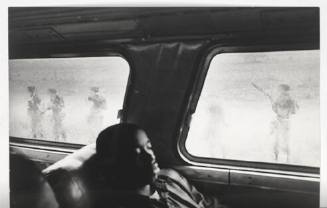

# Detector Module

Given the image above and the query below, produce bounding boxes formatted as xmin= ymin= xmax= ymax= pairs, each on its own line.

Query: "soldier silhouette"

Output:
xmin=252 ymin=82 xmax=299 ymax=163
xmin=27 ymin=86 xmax=44 ymax=138
xmin=46 ymin=88 xmax=66 ymax=141
xmin=206 ymin=101 xmax=226 ymax=158
xmin=87 ymin=87 xmax=107 ymax=140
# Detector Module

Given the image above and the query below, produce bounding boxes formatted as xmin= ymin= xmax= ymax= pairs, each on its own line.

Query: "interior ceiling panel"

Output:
xmin=9 ymin=7 xmax=215 ymax=28
xmin=10 ymin=28 xmax=64 ymax=43
xmin=9 ymin=7 xmax=319 ymax=45
xmin=53 ymin=19 xmax=142 ymax=41
xmin=261 ymin=9 xmax=318 ymax=29
xmin=210 ymin=10 xmax=262 ymax=33
xmin=54 ymin=20 xmax=138 ymax=33
xmin=140 ymin=13 xmax=215 ymax=37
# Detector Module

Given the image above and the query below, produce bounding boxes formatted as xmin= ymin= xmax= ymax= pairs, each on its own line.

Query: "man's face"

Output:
xmin=98 ymin=126 xmax=160 ymax=189
xmin=131 ymin=130 xmax=160 ymax=184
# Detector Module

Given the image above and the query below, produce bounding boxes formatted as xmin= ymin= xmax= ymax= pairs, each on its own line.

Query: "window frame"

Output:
xmin=177 ymin=44 xmax=320 ymax=175
xmin=9 ymin=50 xmax=133 ymax=150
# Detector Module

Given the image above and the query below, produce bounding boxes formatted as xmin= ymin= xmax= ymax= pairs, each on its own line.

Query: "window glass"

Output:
xmin=186 ymin=50 xmax=320 ymax=167
xmin=9 ymin=57 xmax=129 ymax=144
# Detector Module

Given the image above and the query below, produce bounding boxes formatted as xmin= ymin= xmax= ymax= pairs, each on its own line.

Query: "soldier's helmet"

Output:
xmin=48 ymin=88 xmax=57 ymax=94
xmin=90 ymin=87 xmax=99 ymax=93
xmin=27 ymin=86 xmax=36 ymax=93
xmin=278 ymin=84 xmax=291 ymax=92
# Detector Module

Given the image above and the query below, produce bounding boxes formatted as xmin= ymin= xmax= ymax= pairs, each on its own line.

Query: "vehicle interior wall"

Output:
xmin=9 ymin=40 xmax=320 ymax=208
xmin=10 ymin=40 xmax=319 ymax=167
xmin=9 ymin=7 xmax=320 ymax=208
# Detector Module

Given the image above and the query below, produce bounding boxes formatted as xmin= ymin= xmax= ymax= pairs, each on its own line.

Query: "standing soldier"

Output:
xmin=27 ymin=86 xmax=44 ymax=138
xmin=206 ymin=101 xmax=226 ymax=158
xmin=87 ymin=87 xmax=107 ymax=138
xmin=46 ymin=88 xmax=66 ymax=141
xmin=252 ymin=82 xmax=299 ymax=163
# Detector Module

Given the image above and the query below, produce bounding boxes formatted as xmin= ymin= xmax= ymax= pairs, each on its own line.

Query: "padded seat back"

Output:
xmin=44 ymin=144 xmax=103 ymax=208
xmin=47 ymin=169 xmax=91 ymax=208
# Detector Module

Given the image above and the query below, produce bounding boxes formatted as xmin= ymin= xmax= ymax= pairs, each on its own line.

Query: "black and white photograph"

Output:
xmin=2 ymin=4 xmax=327 ymax=208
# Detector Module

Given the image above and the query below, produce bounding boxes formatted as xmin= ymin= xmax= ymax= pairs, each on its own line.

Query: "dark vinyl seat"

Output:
xmin=46 ymin=168 xmax=91 ymax=208
xmin=10 ymin=153 xmax=60 ymax=208
xmin=44 ymin=144 xmax=107 ymax=208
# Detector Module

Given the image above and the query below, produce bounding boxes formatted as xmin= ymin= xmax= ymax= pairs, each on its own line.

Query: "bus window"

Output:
xmin=9 ymin=57 xmax=129 ymax=144
xmin=185 ymin=50 xmax=320 ymax=167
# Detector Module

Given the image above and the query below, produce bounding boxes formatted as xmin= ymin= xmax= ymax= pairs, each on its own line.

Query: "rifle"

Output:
xmin=251 ymin=82 xmax=273 ymax=102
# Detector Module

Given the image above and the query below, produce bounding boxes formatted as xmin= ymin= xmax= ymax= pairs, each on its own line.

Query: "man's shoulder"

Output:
xmin=158 ymin=168 xmax=187 ymax=183
xmin=159 ymin=168 xmax=181 ymax=177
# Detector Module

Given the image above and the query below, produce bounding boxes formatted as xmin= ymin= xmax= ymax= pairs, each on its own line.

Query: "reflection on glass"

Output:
xmin=9 ymin=57 xmax=129 ymax=144
xmin=186 ymin=50 xmax=320 ymax=167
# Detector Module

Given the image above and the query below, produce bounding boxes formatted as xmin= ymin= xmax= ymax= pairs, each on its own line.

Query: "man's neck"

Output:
xmin=135 ymin=184 xmax=152 ymax=196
